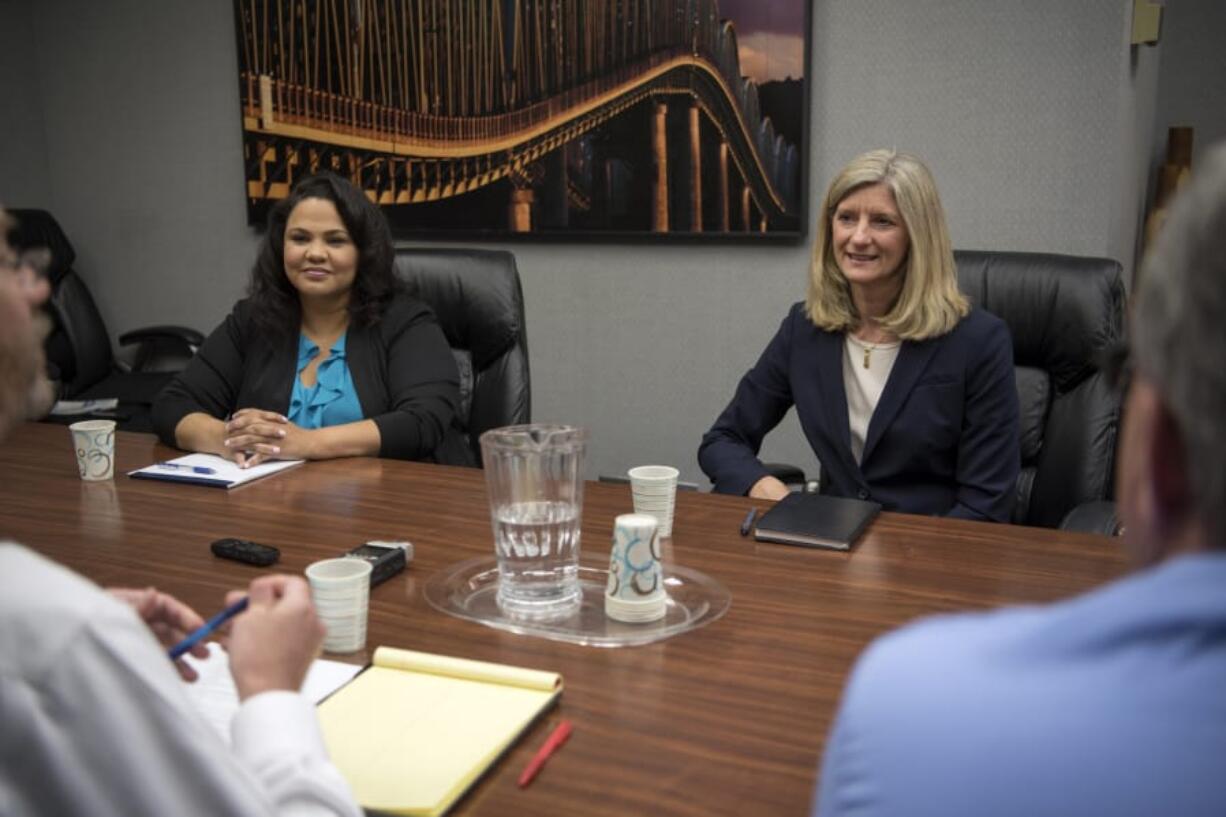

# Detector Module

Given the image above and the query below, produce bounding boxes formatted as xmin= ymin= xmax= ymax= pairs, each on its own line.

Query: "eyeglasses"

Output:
xmin=0 ymin=246 xmax=50 ymax=280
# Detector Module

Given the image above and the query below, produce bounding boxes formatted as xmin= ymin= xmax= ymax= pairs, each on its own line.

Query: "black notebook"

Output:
xmin=752 ymin=492 xmax=881 ymax=551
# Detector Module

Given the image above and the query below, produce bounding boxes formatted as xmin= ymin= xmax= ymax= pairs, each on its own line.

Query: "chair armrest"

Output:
xmin=1059 ymin=500 xmax=1121 ymax=536
xmin=763 ymin=462 xmax=807 ymax=487
xmin=761 ymin=464 xmax=821 ymax=493
xmin=117 ymin=325 xmax=203 ymax=374
xmin=118 ymin=325 xmax=205 ymax=349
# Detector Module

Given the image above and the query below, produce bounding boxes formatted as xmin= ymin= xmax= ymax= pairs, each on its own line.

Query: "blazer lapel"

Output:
xmin=861 ymin=339 xmax=941 ymax=464
xmin=814 ymin=331 xmax=860 ymax=477
xmin=342 ymin=324 xmax=375 ymax=416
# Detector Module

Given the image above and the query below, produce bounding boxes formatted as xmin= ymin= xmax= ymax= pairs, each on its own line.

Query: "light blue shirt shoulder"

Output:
xmin=815 ymin=552 xmax=1226 ymax=817
xmin=288 ymin=333 xmax=363 ymax=430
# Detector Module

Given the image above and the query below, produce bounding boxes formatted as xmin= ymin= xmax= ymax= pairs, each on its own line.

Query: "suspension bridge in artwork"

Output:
xmin=238 ymin=0 xmax=802 ymax=233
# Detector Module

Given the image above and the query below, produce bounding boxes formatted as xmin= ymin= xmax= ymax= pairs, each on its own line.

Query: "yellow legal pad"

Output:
xmin=317 ymin=646 xmax=563 ymax=816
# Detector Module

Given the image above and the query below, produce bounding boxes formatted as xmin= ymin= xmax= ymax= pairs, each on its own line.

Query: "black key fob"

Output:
xmin=211 ymin=538 xmax=280 ymax=567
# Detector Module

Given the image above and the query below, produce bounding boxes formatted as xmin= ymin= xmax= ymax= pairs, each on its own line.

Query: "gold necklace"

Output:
xmin=861 ymin=343 xmax=877 ymax=369
xmin=849 ymin=334 xmax=896 ymax=369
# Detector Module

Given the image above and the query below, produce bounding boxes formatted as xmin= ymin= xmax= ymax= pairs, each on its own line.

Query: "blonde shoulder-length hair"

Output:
xmin=806 ymin=149 xmax=968 ymax=340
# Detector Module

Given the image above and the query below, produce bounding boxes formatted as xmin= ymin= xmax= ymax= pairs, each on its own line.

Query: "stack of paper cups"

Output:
xmin=605 ymin=513 xmax=667 ymax=623
xmin=627 ymin=465 xmax=679 ymax=538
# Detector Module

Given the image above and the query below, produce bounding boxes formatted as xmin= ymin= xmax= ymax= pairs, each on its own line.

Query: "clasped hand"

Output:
xmin=222 ymin=408 xmax=313 ymax=467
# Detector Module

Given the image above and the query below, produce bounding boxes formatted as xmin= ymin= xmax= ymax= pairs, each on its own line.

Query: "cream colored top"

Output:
xmin=843 ymin=335 xmax=901 ymax=464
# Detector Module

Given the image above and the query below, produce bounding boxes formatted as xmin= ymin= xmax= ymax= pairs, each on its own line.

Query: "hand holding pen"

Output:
xmin=156 ymin=575 xmax=323 ymax=698
xmin=109 ymin=587 xmax=212 ymax=681
xmin=222 ymin=576 xmax=324 ymax=700
xmin=167 ymin=597 xmax=249 ymax=661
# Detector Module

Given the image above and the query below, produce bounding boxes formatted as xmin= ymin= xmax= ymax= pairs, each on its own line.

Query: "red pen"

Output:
xmin=517 ymin=719 xmax=573 ymax=788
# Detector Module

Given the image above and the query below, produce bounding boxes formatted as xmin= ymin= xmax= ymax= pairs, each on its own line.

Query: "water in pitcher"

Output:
xmin=493 ymin=500 xmax=582 ymax=617
xmin=481 ymin=424 xmax=587 ymax=620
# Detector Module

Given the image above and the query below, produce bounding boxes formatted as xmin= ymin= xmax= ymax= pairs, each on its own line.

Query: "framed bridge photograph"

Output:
xmin=233 ymin=1 xmax=812 ymax=241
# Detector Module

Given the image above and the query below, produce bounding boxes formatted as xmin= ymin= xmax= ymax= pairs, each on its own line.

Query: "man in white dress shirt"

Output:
xmin=0 ymin=208 xmax=362 ymax=817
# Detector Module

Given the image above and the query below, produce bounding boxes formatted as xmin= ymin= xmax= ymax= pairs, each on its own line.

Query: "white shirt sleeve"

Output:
xmin=0 ymin=544 xmax=362 ymax=817
xmin=232 ymin=692 xmax=364 ymax=817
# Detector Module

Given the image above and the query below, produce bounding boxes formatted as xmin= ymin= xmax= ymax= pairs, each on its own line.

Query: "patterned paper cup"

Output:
xmin=70 ymin=420 xmax=116 ymax=481
xmin=605 ymin=513 xmax=667 ymax=623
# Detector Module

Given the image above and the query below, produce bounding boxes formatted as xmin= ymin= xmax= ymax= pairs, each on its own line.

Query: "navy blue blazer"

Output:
xmin=698 ymin=303 xmax=1020 ymax=521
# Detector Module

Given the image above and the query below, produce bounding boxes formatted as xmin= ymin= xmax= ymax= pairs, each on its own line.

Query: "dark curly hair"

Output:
xmin=248 ymin=173 xmax=400 ymax=338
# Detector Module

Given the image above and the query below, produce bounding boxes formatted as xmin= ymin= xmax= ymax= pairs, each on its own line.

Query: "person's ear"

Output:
xmin=1147 ymin=399 xmax=1192 ymax=537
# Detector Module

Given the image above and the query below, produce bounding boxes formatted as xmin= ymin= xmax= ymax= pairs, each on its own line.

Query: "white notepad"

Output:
xmin=49 ymin=398 xmax=119 ymax=416
xmin=128 ymin=453 xmax=303 ymax=489
xmin=181 ymin=642 xmax=362 ymax=745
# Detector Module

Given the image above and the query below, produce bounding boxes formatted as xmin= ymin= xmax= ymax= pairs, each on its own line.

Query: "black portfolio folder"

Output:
xmin=752 ymin=492 xmax=881 ymax=551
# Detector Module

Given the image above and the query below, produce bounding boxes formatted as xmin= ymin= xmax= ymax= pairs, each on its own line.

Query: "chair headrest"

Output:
xmin=394 ymin=249 xmax=526 ymax=370
xmin=955 ymin=250 xmax=1125 ymax=393
xmin=5 ymin=209 xmax=76 ymax=285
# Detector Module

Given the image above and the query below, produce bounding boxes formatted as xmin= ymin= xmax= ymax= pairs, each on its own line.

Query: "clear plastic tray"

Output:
xmin=423 ymin=557 xmax=731 ymax=647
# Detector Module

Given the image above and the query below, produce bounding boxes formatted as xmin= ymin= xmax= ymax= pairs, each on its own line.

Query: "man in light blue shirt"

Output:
xmin=813 ymin=142 xmax=1226 ymax=817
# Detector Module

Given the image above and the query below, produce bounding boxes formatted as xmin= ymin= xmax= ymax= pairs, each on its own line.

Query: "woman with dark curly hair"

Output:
xmin=153 ymin=173 xmax=469 ymax=466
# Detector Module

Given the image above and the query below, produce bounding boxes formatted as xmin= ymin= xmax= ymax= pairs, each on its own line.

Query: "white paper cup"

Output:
xmin=70 ymin=420 xmax=116 ymax=481
xmin=305 ymin=558 xmax=372 ymax=653
xmin=605 ymin=513 xmax=666 ymax=623
xmin=627 ymin=465 xmax=680 ymax=484
xmin=628 ymin=465 xmax=679 ymax=538
xmin=605 ymin=593 xmax=669 ymax=623
xmin=630 ymin=506 xmax=673 ymax=514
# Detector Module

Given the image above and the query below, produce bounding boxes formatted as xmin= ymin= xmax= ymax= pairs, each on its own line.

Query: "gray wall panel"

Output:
xmin=0 ymin=0 xmax=1166 ymax=489
xmin=0 ymin=0 xmax=51 ymax=208
xmin=27 ymin=0 xmax=256 ymax=341
xmin=1153 ymin=0 xmax=1226 ymax=166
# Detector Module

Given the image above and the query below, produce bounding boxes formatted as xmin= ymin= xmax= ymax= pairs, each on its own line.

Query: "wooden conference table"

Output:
xmin=0 ymin=423 xmax=1126 ymax=816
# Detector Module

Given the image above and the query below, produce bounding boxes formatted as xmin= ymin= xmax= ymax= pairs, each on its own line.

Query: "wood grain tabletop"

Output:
xmin=0 ymin=423 xmax=1126 ymax=816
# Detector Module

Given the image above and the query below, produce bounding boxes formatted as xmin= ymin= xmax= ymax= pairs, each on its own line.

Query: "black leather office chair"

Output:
xmin=6 ymin=209 xmax=203 ymax=433
xmin=768 ymin=250 xmax=1125 ymax=533
xmin=395 ymin=249 xmax=531 ymax=466
xmin=956 ymin=250 xmax=1123 ymax=532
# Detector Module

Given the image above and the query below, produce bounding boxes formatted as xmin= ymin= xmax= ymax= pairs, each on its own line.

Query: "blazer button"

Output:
xmin=857 ymin=489 xmax=869 ymax=500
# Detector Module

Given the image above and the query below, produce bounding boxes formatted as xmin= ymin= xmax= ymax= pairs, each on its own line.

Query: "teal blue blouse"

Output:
xmin=287 ymin=333 xmax=363 ymax=429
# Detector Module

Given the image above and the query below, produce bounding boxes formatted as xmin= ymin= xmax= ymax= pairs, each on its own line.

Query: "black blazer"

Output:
xmin=153 ymin=294 xmax=472 ymax=464
xmin=698 ymin=303 xmax=1020 ymax=521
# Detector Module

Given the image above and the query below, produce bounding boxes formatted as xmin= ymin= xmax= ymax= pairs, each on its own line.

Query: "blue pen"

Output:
xmin=167 ymin=597 xmax=249 ymax=660
xmin=740 ymin=507 xmax=759 ymax=537
xmin=157 ymin=461 xmax=217 ymax=475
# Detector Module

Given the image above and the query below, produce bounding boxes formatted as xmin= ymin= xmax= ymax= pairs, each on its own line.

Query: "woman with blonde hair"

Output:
xmin=699 ymin=149 xmax=1019 ymax=520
